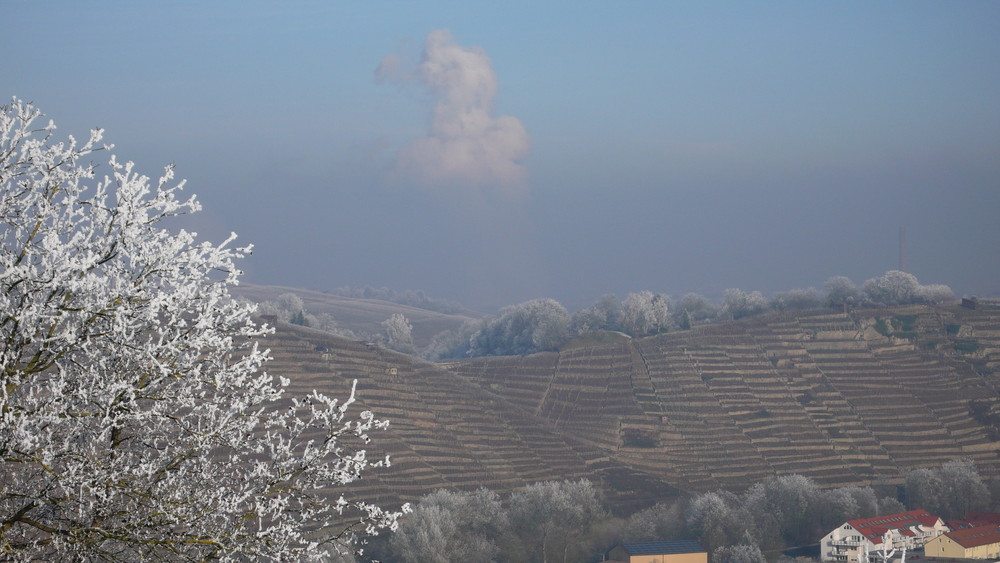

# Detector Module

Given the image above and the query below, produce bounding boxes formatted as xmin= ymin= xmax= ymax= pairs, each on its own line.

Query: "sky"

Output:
xmin=4 ymin=1 xmax=999 ymax=312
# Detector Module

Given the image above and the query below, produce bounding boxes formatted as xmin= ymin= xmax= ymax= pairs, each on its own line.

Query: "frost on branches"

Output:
xmin=0 ymin=99 xmax=406 ymax=561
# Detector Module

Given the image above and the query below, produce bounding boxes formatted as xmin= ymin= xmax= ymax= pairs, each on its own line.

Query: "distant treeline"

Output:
xmin=252 ymin=293 xmax=420 ymax=355
xmin=256 ymin=270 xmax=957 ymax=361
xmin=357 ymin=459 xmax=989 ymax=563
xmin=678 ymin=458 xmax=988 ymax=557
xmin=429 ymin=270 xmax=955 ymax=359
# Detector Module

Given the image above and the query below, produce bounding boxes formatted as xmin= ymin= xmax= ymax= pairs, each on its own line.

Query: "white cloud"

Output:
xmin=376 ymin=30 xmax=530 ymax=197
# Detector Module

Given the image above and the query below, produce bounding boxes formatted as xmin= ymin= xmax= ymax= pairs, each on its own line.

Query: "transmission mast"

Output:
xmin=898 ymin=226 xmax=907 ymax=272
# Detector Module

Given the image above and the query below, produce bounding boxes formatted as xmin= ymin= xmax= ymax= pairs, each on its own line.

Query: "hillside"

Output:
xmin=261 ymin=302 xmax=1000 ymax=518
xmin=262 ymin=322 xmax=679 ymax=516
xmin=442 ymin=303 xmax=1000 ymax=493
xmin=233 ymin=284 xmax=481 ymax=346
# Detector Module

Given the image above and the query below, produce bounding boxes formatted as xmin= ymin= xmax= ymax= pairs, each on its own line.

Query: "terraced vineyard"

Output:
xmin=262 ymin=323 xmax=679 ymax=517
xmin=444 ymin=304 xmax=1000 ymax=494
xmin=263 ymin=303 xmax=1000 ymax=516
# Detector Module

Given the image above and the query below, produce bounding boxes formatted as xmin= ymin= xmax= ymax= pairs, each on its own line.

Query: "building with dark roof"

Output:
xmin=608 ymin=540 xmax=707 ymax=563
xmin=821 ymin=509 xmax=949 ymax=563
xmin=925 ymin=521 xmax=1000 ymax=559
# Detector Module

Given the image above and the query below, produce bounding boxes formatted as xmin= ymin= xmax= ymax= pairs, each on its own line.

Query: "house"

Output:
xmin=608 ymin=540 xmax=707 ymax=563
xmin=821 ymin=509 xmax=948 ymax=563
xmin=925 ymin=525 xmax=1000 ymax=559
xmin=924 ymin=513 xmax=1000 ymax=559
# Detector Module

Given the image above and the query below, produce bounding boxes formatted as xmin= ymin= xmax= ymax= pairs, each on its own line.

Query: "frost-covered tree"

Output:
xmin=816 ymin=487 xmax=869 ymax=530
xmin=622 ymin=501 xmax=685 ymax=542
xmin=673 ymin=293 xmax=717 ymax=326
xmin=257 ymin=292 xmax=310 ymax=325
xmin=570 ymin=293 xmax=621 ymax=334
xmin=938 ymin=459 xmax=989 ymax=517
xmin=742 ymin=474 xmax=821 ymax=548
xmin=468 ymin=298 xmax=570 ymax=356
xmin=824 ymin=276 xmax=859 ymax=309
xmin=382 ymin=313 xmax=415 ymax=354
xmin=389 ymin=488 xmax=507 ymax=563
xmin=864 ymin=271 xmax=956 ymax=307
xmin=256 ymin=292 xmax=344 ymax=334
xmin=720 ymin=289 xmax=767 ymax=320
xmin=684 ymin=491 xmax=749 ymax=554
xmin=620 ymin=291 xmax=670 ymax=336
xmin=420 ymin=320 xmax=478 ymax=360
xmin=713 ymin=542 xmax=767 ymax=563
xmin=281 ymin=292 xmax=310 ymax=325
xmin=508 ymin=479 xmax=606 ymax=563
xmin=877 ymin=496 xmax=906 ymax=516
xmin=0 ymin=99 xmax=405 ymax=560
xmin=863 ymin=270 xmax=920 ymax=305
xmin=769 ymin=288 xmax=821 ymax=311
xmin=906 ymin=459 xmax=989 ymax=519
xmin=905 ymin=468 xmax=947 ymax=517
xmin=841 ymin=486 xmax=879 ymax=520
xmin=684 ymin=476 xmax=898 ymax=555
xmin=916 ymin=283 xmax=955 ymax=305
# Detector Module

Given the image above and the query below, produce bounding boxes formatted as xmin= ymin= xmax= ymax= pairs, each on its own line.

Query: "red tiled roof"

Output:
xmin=947 ymin=513 xmax=1000 ymax=531
xmin=944 ymin=525 xmax=1000 ymax=549
xmin=847 ymin=510 xmax=942 ymax=543
xmin=965 ymin=512 xmax=1000 ymax=526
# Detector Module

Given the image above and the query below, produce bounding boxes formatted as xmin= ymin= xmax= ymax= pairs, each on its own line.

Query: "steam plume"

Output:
xmin=377 ymin=30 xmax=530 ymax=197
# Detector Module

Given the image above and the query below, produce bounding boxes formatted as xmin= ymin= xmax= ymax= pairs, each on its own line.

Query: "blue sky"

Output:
xmin=4 ymin=1 xmax=999 ymax=310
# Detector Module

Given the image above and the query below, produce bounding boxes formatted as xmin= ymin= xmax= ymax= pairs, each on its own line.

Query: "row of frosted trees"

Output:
xmin=425 ymin=271 xmax=955 ymax=358
xmin=248 ymin=262 xmax=956 ymax=362
xmin=369 ymin=460 xmax=989 ymax=563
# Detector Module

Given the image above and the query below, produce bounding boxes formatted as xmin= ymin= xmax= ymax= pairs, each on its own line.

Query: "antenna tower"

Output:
xmin=898 ymin=226 xmax=907 ymax=272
